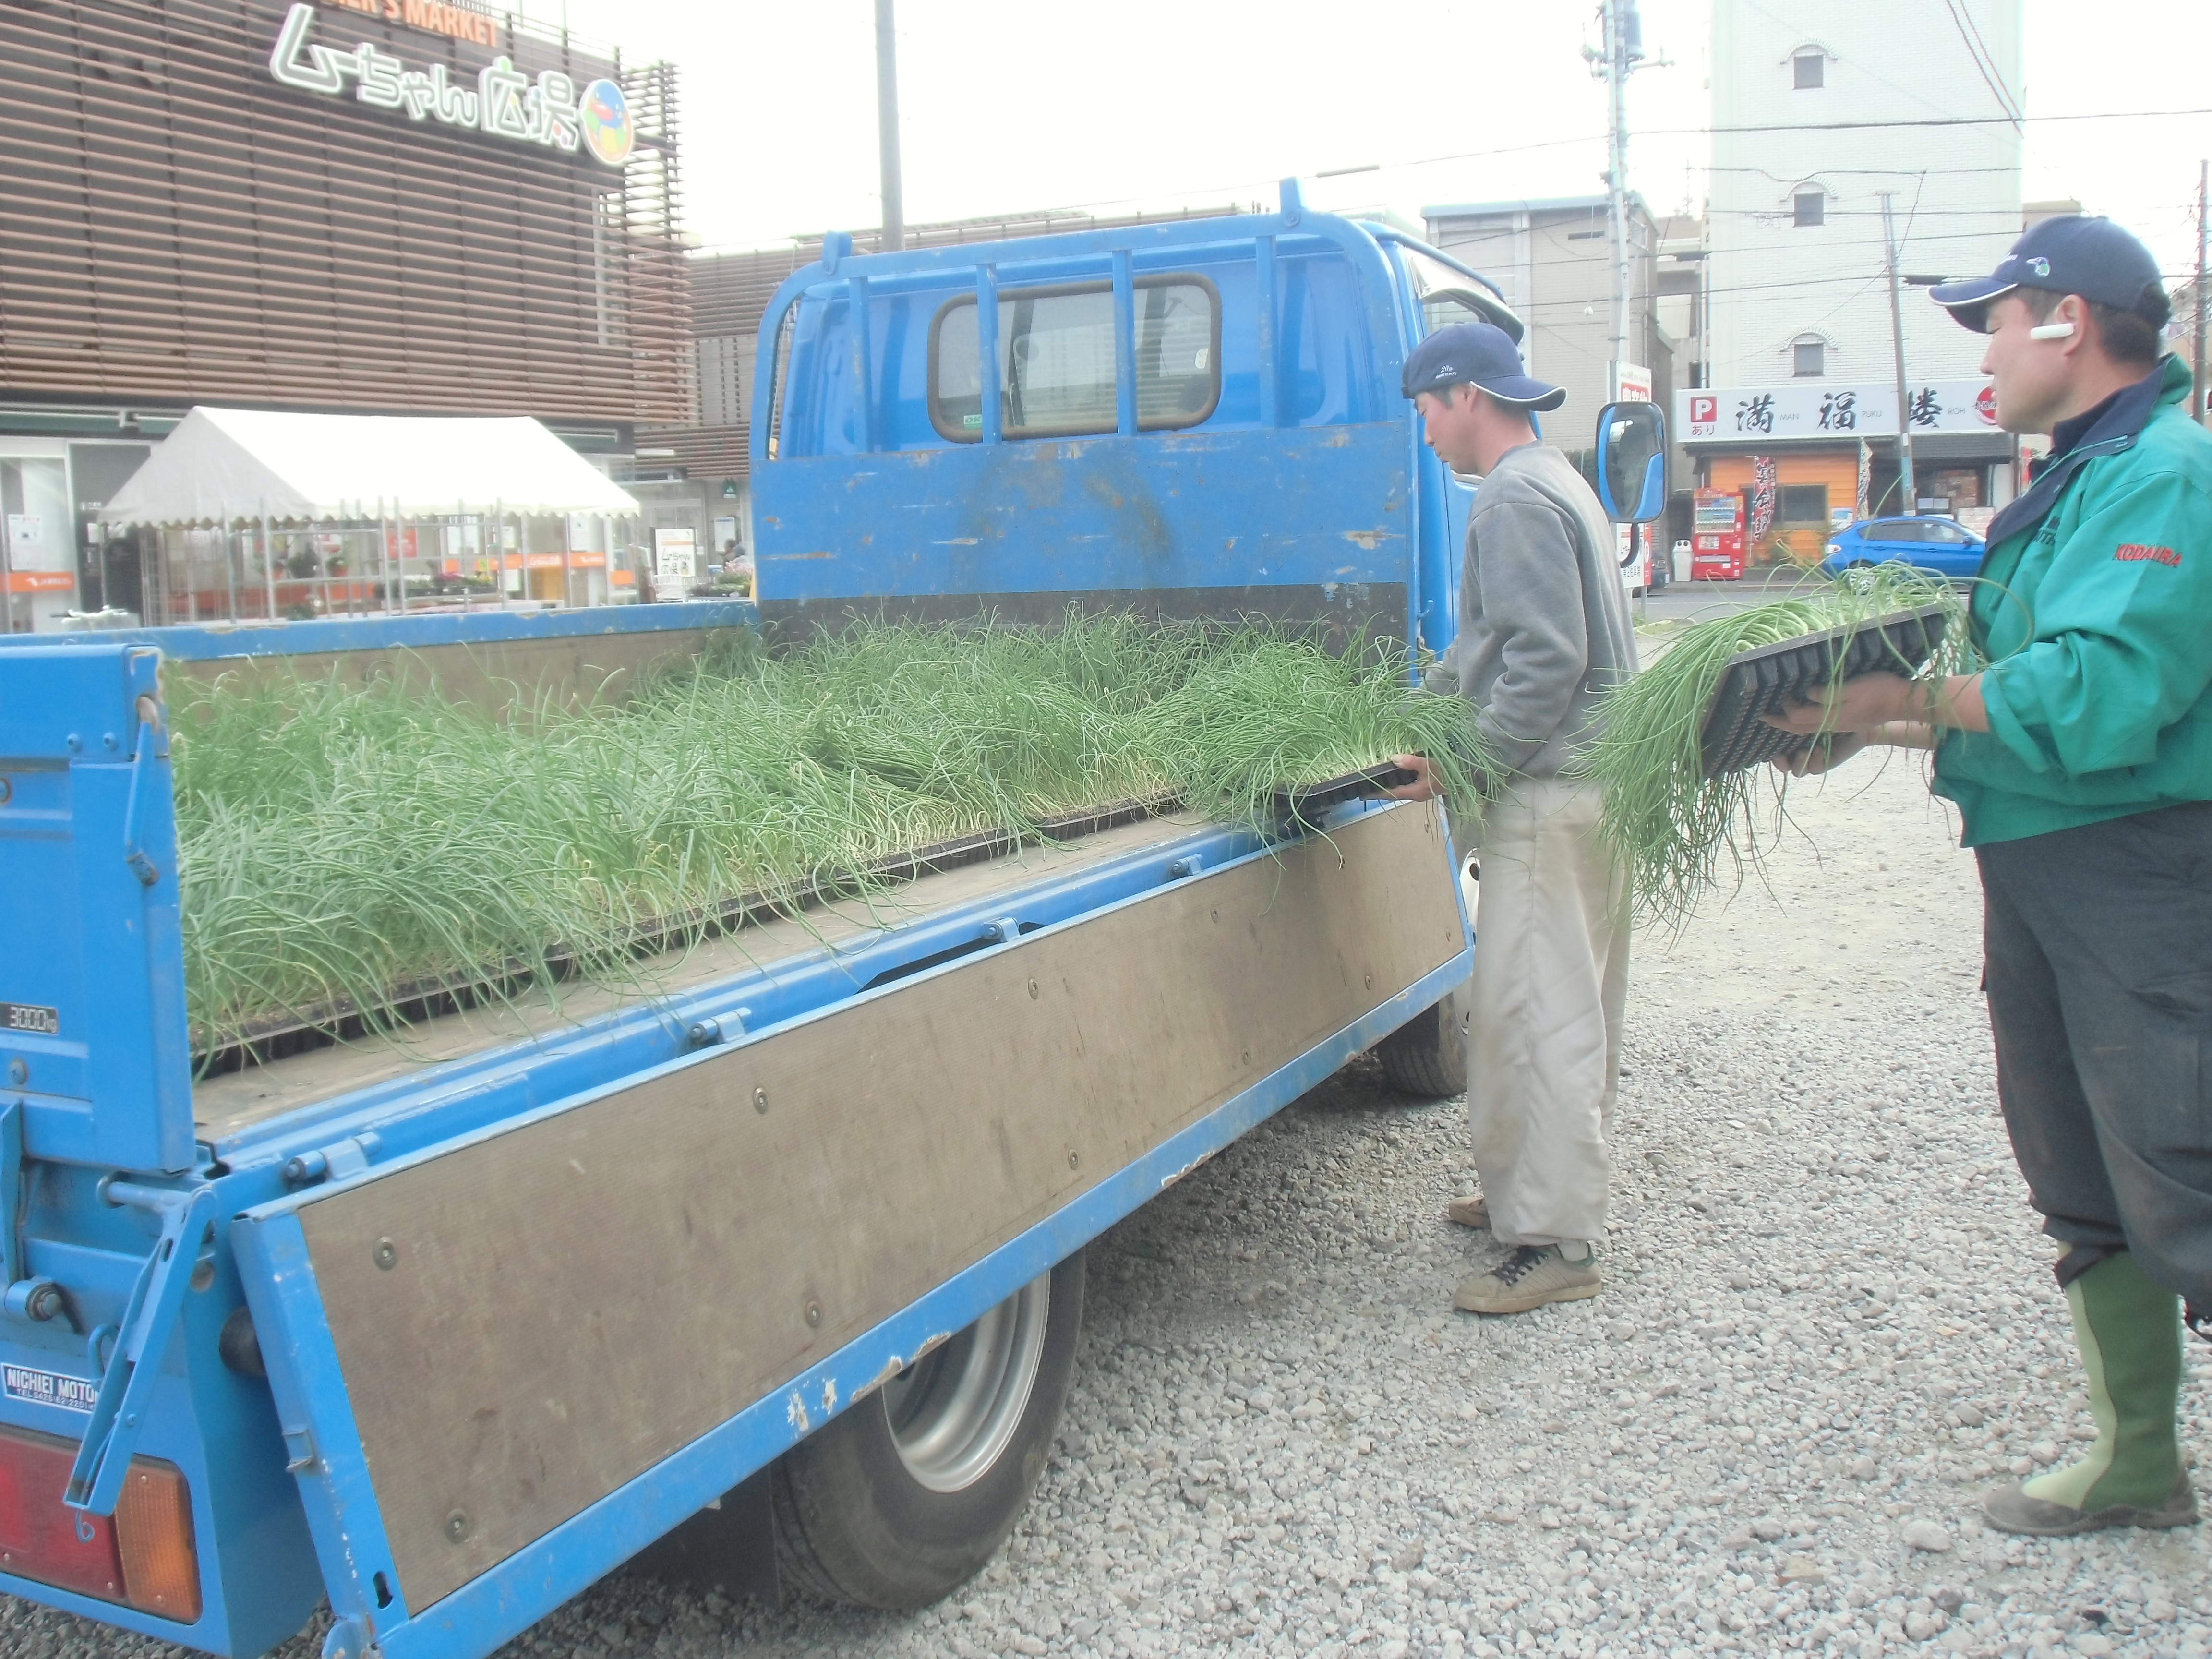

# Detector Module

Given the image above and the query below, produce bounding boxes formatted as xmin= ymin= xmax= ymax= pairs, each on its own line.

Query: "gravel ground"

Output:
xmin=9 ymin=754 xmax=2208 ymax=1659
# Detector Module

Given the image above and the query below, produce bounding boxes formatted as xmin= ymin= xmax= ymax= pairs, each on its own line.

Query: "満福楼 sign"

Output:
xmin=1678 ymin=380 xmax=1998 ymax=444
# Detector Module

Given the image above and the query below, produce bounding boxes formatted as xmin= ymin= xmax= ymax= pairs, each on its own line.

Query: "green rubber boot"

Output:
xmin=1983 ymin=1250 xmax=2198 ymax=1536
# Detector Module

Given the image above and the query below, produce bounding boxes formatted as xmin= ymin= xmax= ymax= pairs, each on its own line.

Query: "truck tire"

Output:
xmin=1375 ymin=987 xmax=1471 ymax=1098
xmin=771 ymin=1250 xmax=1085 ymax=1610
xmin=1376 ymin=855 xmax=1477 ymax=1099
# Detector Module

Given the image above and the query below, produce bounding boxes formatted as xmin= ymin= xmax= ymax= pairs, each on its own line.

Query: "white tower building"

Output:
xmin=1692 ymin=0 xmax=2025 ymax=539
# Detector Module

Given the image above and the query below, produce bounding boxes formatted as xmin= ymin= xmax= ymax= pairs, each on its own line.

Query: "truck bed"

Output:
xmin=231 ymin=798 xmax=1467 ymax=1627
xmin=192 ymin=810 xmax=1211 ymax=1149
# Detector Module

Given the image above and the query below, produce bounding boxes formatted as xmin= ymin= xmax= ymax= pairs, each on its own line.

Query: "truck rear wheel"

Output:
xmin=1376 ymin=856 xmax=1476 ymax=1099
xmin=771 ymin=1250 xmax=1085 ymax=1609
xmin=1375 ymin=987 xmax=1471 ymax=1098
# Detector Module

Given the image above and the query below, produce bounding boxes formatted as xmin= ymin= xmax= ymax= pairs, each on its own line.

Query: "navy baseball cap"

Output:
xmin=1930 ymin=215 xmax=2166 ymax=333
xmin=1401 ymin=322 xmax=1567 ymax=411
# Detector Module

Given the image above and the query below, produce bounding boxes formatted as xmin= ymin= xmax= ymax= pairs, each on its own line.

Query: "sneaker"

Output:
xmin=1445 ymin=1193 xmax=1490 ymax=1229
xmin=1982 ymin=1472 xmax=2199 ymax=1537
xmin=1453 ymin=1244 xmax=1602 ymax=1315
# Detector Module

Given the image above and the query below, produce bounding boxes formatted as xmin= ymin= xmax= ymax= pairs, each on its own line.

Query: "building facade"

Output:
xmin=1694 ymin=0 xmax=2023 ymax=551
xmin=1420 ymin=194 xmax=1679 ymax=470
xmin=0 ymin=0 xmax=688 ymax=627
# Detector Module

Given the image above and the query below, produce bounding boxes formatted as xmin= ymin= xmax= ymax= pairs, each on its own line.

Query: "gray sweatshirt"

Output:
xmin=1433 ymin=441 xmax=1640 ymax=780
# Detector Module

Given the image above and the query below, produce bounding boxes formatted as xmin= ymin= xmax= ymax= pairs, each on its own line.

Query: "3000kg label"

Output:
xmin=1 ymin=1002 xmax=59 ymax=1036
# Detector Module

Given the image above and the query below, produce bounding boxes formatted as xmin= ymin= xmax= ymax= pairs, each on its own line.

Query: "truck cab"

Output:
xmin=750 ymin=178 xmax=1519 ymax=665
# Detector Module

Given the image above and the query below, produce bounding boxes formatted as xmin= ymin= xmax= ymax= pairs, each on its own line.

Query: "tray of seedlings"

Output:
xmin=1571 ymin=571 xmax=1969 ymax=928
xmin=1267 ymin=762 xmax=1421 ymax=833
xmin=175 ymin=615 xmax=1497 ymax=1070
xmin=1698 ymin=602 xmax=1952 ymax=777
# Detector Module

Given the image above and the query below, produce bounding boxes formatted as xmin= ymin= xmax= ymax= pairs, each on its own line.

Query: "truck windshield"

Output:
xmin=1397 ymin=245 xmax=1514 ymax=339
xmin=929 ymin=276 xmax=1220 ymax=442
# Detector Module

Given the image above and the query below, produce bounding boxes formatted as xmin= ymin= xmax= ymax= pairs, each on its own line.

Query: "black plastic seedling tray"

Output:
xmin=1699 ymin=603 xmax=1952 ymax=778
xmin=1270 ymin=761 xmax=1419 ymax=831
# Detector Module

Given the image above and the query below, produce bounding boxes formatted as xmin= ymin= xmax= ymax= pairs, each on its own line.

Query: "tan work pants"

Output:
xmin=1464 ymin=777 xmax=1631 ymax=1249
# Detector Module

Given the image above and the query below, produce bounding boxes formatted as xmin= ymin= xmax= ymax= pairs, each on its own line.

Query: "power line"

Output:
xmin=1941 ymin=0 xmax=2024 ymax=130
xmin=1042 ymin=108 xmax=2212 ymax=222
xmin=1951 ymin=0 xmax=2025 ymax=126
xmin=1510 ymin=271 xmax=1960 ymax=311
xmin=1392 ymin=106 xmax=2207 ymax=173
xmin=1707 ymin=208 xmax=2021 ymax=219
xmin=1444 ymin=226 xmax=2034 ymax=289
xmin=1704 ymin=164 xmax=2021 ymax=178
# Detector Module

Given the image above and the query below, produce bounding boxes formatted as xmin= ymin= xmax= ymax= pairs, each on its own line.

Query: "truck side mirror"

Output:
xmin=1594 ymin=401 xmax=1667 ymax=523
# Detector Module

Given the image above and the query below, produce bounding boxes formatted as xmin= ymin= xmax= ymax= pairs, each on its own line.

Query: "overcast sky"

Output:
xmin=527 ymin=0 xmax=2207 ymax=282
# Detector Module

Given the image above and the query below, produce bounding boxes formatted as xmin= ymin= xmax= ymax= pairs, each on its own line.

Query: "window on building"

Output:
xmin=1792 ymin=337 xmax=1826 ymax=377
xmin=1793 ymin=51 xmax=1825 ymax=89
xmin=929 ymin=276 xmax=1220 ymax=442
xmin=696 ymin=335 xmax=756 ymax=428
xmin=1793 ymin=191 xmax=1825 ymax=228
xmin=1778 ymin=483 xmax=1830 ymax=524
xmin=1927 ymin=468 xmax=1983 ymax=510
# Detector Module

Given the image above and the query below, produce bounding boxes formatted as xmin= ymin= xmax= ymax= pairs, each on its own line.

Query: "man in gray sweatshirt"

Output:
xmin=1390 ymin=322 xmax=1638 ymax=1316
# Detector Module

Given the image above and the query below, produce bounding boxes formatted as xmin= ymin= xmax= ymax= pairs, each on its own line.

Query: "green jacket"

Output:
xmin=1935 ymin=355 xmax=2212 ymax=847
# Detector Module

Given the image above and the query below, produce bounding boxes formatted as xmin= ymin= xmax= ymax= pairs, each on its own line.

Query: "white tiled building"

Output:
xmin=1694 ymin=0 xmax=2024 ymax=538
xmin=1709 ymin=0 xmax=2022 ymax=386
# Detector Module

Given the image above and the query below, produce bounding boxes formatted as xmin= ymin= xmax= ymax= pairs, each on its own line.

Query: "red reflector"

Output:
xmin=0 ymin=1424 xmax=200 ymax=1622
xmin=0 ymin=1425 xmax=126 ymax=1605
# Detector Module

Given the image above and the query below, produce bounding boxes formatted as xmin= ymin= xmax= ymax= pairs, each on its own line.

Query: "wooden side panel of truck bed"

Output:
xmin=265 ymin=801 xmax=1462 ymax=1610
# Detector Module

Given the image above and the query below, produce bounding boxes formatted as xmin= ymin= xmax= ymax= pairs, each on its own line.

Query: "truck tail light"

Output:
xmin=0 ymin=1425 xmax=201 ymax=1622
xmin=115 ymin=1458 xmax=201 ymax=1621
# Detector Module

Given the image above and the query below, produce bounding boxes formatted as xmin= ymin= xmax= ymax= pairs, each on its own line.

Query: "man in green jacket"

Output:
xmin=1766 ymin=214 xmax=2212 ymax=1537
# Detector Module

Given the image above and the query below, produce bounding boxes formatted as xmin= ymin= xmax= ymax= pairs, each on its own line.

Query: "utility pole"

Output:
xmin=1604 ymin=0 xmax=1632 ymax=389
xmin=2194 ymin=157 xmax=2208 ymax=427
xmin=874 ymin=0 xmax=904 ymax=252
xmin=1879 ymin=191 xmax=1916 ymax=514
xmin=1588 ymin=0 xmax=1648 ymax=398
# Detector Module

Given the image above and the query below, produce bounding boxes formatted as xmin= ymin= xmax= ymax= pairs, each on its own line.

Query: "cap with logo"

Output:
xmin=1930 ymin=215 xmax=2166 ymax=333
xmin=1400 ymin=321 xmax=1567 ymax=411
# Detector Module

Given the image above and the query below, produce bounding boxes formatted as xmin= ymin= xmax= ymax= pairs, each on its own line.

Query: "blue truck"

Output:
xmin=0 ymin=181 xmax=1662 ymax=1659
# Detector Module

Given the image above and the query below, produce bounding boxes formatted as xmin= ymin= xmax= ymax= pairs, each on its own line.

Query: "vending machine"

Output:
xmin=1691 ymin=489 xmax=1745 ymax=581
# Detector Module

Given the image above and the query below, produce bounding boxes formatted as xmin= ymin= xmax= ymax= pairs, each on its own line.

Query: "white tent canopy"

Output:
xmin=100 ymin=407 xmax=641 ymax=527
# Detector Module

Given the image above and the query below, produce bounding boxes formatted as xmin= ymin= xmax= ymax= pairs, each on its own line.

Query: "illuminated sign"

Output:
xmin=322 ymin=0 xmax=500 ymax=50
xmin=267 ymin=3 xmax=634 ymax=168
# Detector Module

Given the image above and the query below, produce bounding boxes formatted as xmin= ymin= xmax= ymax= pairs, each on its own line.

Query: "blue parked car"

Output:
xmin=1818 ymin=515 xmax=1986 ymax=583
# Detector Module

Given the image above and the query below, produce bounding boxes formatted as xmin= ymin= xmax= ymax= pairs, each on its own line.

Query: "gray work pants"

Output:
xmin=1465 ymin=777 xmax=1632 ymax=1249
xmin=1978 ymin=800 xmax=2212 ymax=1307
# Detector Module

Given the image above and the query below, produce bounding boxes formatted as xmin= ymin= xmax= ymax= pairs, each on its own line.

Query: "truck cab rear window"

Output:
xmin=929 ymin=277 xmax=1220 ymax=442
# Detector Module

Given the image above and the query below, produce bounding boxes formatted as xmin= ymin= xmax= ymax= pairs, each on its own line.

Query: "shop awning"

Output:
xmin=1681 ymin=431 xmax=2014 ymax=462
xmin=99 ymin=407 xmax=640 ymax=527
